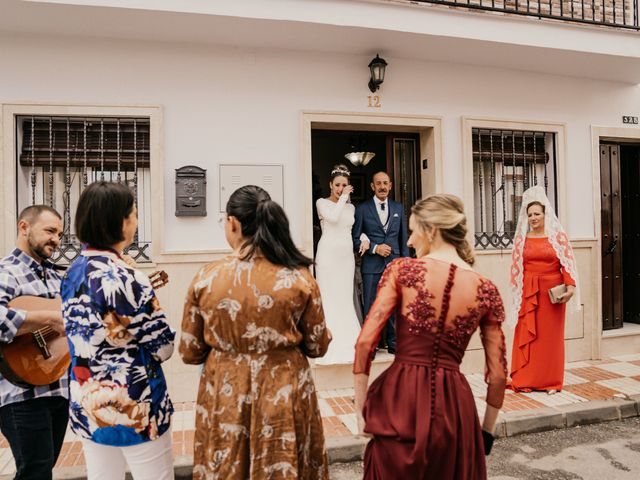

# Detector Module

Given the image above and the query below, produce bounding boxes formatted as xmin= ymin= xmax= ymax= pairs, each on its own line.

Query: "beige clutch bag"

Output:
xmin=548 ymin=284 xmax=567 ymax=304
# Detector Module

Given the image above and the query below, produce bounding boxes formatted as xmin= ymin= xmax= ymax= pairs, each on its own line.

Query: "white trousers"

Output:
xmin=81 ymin=429 xmax=174 ymax=480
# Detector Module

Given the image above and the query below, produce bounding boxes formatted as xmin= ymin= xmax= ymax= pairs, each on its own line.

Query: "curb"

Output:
xmin=327 ymin=435 xmax=369 ymax=463
xmin=499 ymin=394 xmax=640 ymax=438
xmin=36 ymin=394 xmax=640 ymax=480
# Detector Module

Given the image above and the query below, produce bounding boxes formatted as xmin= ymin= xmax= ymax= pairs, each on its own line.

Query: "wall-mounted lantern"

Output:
xmin=368 ymin=54 xmax=388 ymax=93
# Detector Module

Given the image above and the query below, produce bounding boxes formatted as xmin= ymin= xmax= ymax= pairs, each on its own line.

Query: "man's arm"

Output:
xmin=14 ymin=303 xmax=64 ymax=337
xmin=0 ymin=272 xmax=63 ymax=341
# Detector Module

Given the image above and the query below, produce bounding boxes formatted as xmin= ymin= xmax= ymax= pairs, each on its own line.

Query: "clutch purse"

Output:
xmin=548 ymin=284 xmax=567 ymax=304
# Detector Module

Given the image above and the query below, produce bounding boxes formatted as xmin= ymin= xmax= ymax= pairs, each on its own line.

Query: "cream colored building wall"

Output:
xmin=2 ymin=33 xmax=639 ymax=249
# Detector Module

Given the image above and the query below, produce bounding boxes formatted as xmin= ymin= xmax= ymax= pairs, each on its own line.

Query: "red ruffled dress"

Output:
xmin=354 ymin=257 xmax=507 ymax=480
xmin=509 ymin=237 xmax=576 ymax=392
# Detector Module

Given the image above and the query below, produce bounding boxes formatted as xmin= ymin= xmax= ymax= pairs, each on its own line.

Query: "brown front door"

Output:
xmin=600 ymin=144 xmax=623 ymax=330
xmin=621 ymin=145 xmax=640 ymax=324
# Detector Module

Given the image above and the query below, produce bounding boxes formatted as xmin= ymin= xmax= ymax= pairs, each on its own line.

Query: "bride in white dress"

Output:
xmin=314 ymin=164 xmax=367 ymax=365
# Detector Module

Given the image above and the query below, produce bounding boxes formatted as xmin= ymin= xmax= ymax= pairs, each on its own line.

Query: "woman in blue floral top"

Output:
xmin=61 ymin=181 xmax=176 ymax=480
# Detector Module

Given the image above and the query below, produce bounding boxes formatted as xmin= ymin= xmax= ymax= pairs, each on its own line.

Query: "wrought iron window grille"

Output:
xmin=472 ymin=128 xmax=559 ymax=250
xmin=17 ymin=116 xmax=153 ymax=265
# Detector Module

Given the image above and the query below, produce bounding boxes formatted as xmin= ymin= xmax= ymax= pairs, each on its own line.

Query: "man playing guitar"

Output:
xmin=0 ymin=205 xmax=68 ymax=480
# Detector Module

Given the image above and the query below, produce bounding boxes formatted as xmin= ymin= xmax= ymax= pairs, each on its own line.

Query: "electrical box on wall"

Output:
xmin=175 ymin=165 xmax=207 ymax=216
xmin=219 ymin=164 xmax=284 ymax=212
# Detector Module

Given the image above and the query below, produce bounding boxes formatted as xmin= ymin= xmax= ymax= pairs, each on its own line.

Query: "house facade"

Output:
xmin=1 ymin=0 xmax=639 ymax=402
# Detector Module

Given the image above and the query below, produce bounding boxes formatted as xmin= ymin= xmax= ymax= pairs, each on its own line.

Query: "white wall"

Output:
xmin=2 ymin=32 xmax=639 ymax=251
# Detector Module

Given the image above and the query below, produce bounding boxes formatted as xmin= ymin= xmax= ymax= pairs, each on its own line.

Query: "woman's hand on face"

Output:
xmin=343 ymin=185 xmax=354 ymax=196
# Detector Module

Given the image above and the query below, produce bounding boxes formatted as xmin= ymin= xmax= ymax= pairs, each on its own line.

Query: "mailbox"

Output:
xmin=175 ymin=165 xmax=207 ymax=216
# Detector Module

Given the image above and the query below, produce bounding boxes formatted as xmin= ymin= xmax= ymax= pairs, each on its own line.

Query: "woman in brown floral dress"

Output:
xmin=180 ymin=185 xmax=331 ymax=480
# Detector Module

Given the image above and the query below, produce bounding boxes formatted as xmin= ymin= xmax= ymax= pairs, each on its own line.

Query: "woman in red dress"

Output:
xmin=353 ymin=194 xmax=508 ymax=480
xmin=509 ymin=186 xmax=580 ymax=393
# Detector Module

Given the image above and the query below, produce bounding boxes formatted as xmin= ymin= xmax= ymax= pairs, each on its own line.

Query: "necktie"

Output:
xmin=380 ymin=202 xmax=388 ymax=231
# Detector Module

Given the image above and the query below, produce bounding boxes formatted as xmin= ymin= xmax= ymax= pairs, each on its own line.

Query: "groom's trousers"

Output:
xmin=362 ymin=272 xmax=396 ymax=351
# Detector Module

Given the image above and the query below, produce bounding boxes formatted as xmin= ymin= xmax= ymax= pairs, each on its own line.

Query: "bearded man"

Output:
xmin=352 ymin=172 xmax=409 ymax=354
xmin=0 ymin=205 xmax=68 ymax=480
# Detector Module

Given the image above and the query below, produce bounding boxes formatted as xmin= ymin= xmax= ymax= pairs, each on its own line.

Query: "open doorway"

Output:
xmin=311 ymin=128 xmax=422 ymax=256
xmin=600 ymin=142 xmax=640 ymax=330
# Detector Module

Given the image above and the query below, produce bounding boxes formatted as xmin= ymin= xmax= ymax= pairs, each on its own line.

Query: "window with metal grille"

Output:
xmin=16 ymin=116 xmax=153 ymax=265
xmin=472 ymin=128 xmax=558 ymax=250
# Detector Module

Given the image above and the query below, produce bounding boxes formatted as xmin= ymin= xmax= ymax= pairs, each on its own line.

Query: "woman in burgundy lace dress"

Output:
xmin=353 ymin=194 xmax=507 ymax=480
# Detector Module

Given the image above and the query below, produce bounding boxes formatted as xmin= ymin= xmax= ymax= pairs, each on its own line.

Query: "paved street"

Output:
xmin=330 ymin=417 xmax=640 ymax=479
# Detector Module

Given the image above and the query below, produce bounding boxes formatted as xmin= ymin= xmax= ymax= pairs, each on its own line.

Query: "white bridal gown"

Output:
xmin=314 ymin=194 xmax=361 ymax=365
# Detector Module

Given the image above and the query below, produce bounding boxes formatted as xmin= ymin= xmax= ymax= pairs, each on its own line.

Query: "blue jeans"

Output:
xmin=0 ymin=396 xmax=69 ymax=480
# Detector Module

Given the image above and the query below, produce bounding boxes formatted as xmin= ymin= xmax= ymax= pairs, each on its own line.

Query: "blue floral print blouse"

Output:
xmin=61 ymin=249 xmax=175 ymax=447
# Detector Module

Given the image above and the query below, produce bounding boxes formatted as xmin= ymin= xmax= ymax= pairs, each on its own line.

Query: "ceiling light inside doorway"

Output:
xmin=345 ymin=151 xmax=376 ymax=166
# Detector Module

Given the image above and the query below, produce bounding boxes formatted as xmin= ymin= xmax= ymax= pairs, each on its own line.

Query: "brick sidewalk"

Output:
xmin=2 ymin=354 xmax=640 ymax=477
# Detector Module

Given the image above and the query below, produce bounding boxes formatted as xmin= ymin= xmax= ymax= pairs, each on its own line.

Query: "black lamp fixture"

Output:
xmin=368 ymin=54 xmax=388 ymax=93
xmin=345 ymin=133 xmax=376 ymax=167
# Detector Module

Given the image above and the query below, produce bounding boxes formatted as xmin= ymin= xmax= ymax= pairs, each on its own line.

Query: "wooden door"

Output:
xmin=621 ymin=145 xmax=640 ymax=324
xmin=388 ymin=135 xmax=421 ymax=221
xmin=600 ymin=144 xmax=623 ymax=330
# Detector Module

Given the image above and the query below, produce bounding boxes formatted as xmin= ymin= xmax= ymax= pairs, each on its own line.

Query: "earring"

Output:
xmin=426 ymin=229 xmax=434 ymax=244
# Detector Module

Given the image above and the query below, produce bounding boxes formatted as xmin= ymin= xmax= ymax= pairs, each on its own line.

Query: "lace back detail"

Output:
xmin=389 ymin=258 xmax=438 ymax=335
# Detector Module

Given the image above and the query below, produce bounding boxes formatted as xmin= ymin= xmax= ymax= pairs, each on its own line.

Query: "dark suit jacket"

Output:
xmin=352 ymin=197 xmax=409 ymax=275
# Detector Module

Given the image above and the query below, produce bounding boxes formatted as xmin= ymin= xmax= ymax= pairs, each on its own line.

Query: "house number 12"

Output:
xmin=368 ymin=95 xmax=381 ymax=108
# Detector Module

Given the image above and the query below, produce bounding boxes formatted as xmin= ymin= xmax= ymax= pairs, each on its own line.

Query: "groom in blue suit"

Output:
xmin=352 ymin=171 xmax=409 ymax=354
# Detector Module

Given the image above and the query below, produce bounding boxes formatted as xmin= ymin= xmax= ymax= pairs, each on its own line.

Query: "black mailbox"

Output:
xmin=175 ymin=165 xmax=207 ymax=216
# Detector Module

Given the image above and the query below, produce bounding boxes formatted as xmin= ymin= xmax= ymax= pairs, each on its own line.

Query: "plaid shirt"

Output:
xmin=0 ymin=248 xmax=68 ymax=407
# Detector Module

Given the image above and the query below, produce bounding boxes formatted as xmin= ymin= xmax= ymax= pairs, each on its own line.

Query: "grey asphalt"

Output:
xmin=36 ymin=414 xmax=640 ymax=479
xmin=330 ymin=416 xmax=640 ymax=479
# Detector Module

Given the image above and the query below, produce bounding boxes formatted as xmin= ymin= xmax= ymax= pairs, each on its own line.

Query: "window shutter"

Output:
xmin=20 ymin=117 xmax=150 ymax=169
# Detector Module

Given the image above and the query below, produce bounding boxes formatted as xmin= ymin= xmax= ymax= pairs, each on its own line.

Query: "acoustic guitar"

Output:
xmin=0 ymin=270 xmax=169 ymax=388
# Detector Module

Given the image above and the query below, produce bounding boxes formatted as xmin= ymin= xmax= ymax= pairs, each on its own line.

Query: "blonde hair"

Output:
xmin=411 ymin=194 xmax=475 ymax=266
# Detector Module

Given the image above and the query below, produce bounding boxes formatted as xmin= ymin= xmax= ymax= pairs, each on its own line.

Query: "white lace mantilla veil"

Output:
xmin=508 ymin=185 xmax=581 ymax=327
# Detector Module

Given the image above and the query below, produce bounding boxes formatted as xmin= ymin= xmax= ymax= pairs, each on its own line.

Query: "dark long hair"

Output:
xmin=75 ymin=181 xmax=135 ymax=248
xmin=226 ymin=185 xmax=312 ymax=268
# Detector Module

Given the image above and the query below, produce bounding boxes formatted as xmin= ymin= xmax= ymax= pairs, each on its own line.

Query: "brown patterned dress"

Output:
xmin=179 ymin=255 xmax=331 ymax=480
